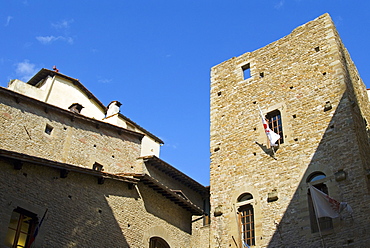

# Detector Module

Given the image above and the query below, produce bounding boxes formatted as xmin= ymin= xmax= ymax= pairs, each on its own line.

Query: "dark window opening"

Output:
xmin=307 ymin=173 xmax=333 ymax=233
xmin=68 ymin=103 xmax=84 ymax=114
xmin=93 ymin=162 xmax=104 ymax=172
xmin=266 ymin=110 xmax=284 ymax=144
xmin=4 ymin=207 xmax=37 ymax=248
xmin=315 ymin=46 xmax=320 ymax=52
xmin=242 ymin=64 xmax=251 ymax=80
xmin=44 ymin=124 xmax=53 ymax=135
xmin=238 ymin=193 xmax=253 ymax=202
xmin=307 ymin=172 xmax=326 ymax=182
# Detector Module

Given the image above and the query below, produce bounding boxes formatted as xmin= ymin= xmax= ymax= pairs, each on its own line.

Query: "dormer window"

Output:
xmin=69 ymin=103 xmax=84 ymax=114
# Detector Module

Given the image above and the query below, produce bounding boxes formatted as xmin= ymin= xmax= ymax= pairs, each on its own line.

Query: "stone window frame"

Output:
xmin=231 ymin=186 xmax=262 ymax=247
xmin=149 ymin=237 xmax=170 ymax=248
xmin=4 ymin=207 xmax=38 ymax=248
xmin=306 ymin=172 xmax=334 ymax=233
xmin=266 ymin=109 xmax=284 ymax=145
xmin=0 ymin=199 xmax=46 ymax=248
xmin=238 ymin=59 xmax=256 ymax=82
xmin=143 ymin=226 xmax=173 ymax=248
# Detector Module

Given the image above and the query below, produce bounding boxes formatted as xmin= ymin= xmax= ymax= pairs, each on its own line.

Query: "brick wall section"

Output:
xmin=210 ymin=13 xmax=370 ymax=247
xmin=0 ymin=87 xmax=210 ymax=247
xmin=0 ymin=159 xmax=196 ymax=247
xmin=0 ymin=88 xmax=142 ymax=174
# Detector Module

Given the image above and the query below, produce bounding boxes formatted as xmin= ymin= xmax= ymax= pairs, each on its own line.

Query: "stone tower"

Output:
xmin=210 ymin=13 xmax=370 ymax=247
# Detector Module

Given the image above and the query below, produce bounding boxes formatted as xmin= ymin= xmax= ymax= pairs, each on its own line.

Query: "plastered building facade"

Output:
xmin=0 ymin=69 xmax=210 ymax=247
xmin=210 ymin=14 xmax=370 ymax=247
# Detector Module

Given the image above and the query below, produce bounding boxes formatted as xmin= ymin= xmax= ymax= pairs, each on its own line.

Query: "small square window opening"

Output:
xmin=93 ymin=162 xmax=104 ymax=172
xmin=242 ymin=63 xmax=251 ymax=80
xmin=45 ymin=124 xmax=53 ymax=135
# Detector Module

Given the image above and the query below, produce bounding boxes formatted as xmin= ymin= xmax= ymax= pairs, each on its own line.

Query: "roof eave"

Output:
xmin=134 ymin=173 xmax=204 ymax=215
xmin=140 ymin=155 xmax=209 ymax=195
xmin=0 ymin=149 xmax=139 ymax=184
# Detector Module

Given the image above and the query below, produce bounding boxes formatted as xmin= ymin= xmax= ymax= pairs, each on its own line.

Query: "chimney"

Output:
xmin=106 ymin=101 xmax=122 ymax=117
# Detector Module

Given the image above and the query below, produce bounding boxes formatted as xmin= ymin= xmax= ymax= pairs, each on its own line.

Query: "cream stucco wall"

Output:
xmin=141 ymin=135 xmax=161 ymax=157
xmin=7 ymin=73 xmax=162 ymax=158
xmin=8 ymin=76 xmax=106 ymax=119
xmin=45 ymin=76 xmax=106 ymax=119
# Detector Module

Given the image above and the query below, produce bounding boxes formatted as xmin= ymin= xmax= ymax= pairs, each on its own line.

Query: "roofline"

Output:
xmin=27 ymin=68 xmax=107 ymax=112
xmin=118 ymin=113 xmax=164 ymax=144
xmin=27 ymin=69 xmax=163 ymax=144
xmin=140 ymin=155 xmax=209 ymax=195
xmin=120 ymin=173 xmax=203 ymax=215
xmin=0 ymin=86 xmax=145 ymax=140
xmin=0 ymin=149 xmax=139 ymax=184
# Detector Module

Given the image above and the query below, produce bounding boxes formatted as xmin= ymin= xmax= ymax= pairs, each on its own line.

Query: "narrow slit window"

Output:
xmin=266 ymin=110 xmax=284 ymax=144
xmin=242 ymin=63 xmax=251 ymax=80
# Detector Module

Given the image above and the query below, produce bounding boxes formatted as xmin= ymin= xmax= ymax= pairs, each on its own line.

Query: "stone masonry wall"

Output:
xmin=0 ymin=159 xmax=195 ymax=248
xmin=0 ymin=87 xmax=210 ymax=248
xmin=0 ymin=88 xmax=141 ymax=175
xmin=210 ymin=13 xmax=370 ymax=248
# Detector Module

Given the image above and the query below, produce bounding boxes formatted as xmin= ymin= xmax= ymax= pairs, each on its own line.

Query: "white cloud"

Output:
xmin=15 ymin=60 xmax=38 ymax=82
xmin=51 ymin=19 xmax=74 ymax=29
xmin=98 ymin=78 xmax=113 ymax=84
xmin=5 ymin=16 xmax=13 ymax=26
xmin=275 ymin=0 xmax=285 ymax=9
xmin=36 ymin=19 xmax=75 ymax=45
xmin=36 ymin=35 xmax=73 ymax=45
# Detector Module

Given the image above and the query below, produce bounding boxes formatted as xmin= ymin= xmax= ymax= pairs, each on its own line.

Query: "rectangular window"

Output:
xmin=242 ymin=63 xmax=251 ymax=80
xmin=239 ymin=204 xmax=255 ymax=246
xmin=4 ymin=208 xmax=37 ymax=248
xmin=266 ymin=110 xmax=284 ymax=144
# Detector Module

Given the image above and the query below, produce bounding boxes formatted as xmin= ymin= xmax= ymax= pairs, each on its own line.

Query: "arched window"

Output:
xmin=237 ymin=193 xmax=253 ymax=202
xmin=307 ymin=172 xmax=333 ymax=233
xmin=237 ymin=193 xmax=255 ymax=246
xmin=149 ymin=237 xmax=170 ymax=248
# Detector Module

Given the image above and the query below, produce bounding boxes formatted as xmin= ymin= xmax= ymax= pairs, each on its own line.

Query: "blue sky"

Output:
xmin=1 ymin=1 xmax=370 ymax=186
